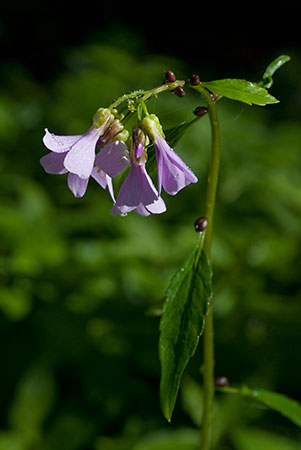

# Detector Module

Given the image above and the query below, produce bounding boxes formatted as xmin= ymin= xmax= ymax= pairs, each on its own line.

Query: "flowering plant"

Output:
xmin=40 ymin=56 xmax=301 ymax=450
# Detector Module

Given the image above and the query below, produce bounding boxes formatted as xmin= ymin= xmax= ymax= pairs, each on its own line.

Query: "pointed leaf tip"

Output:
xmin=159 ymin=247 xmax=212 ymax=420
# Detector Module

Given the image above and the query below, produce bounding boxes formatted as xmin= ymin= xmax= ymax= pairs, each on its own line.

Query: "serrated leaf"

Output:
xmin=159 ymin=248 xmax=212 ymax=421
xmin=202 ymin=79 xmax=279 ymax=105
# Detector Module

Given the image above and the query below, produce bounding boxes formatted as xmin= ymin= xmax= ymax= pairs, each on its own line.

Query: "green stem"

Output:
xmin=108 ymin=80 xmax=185 ymax=110
xmin=191 ymin=84 xmax=221 ymax=450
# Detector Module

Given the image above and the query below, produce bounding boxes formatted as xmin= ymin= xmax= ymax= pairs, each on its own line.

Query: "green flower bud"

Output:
xmin=111 ymin=128 xmax=129 ymax=143
xmin=141 ymin=114 xmax=164 ymax=141
xmin=92 ymin=107 xmax=114 ymax=129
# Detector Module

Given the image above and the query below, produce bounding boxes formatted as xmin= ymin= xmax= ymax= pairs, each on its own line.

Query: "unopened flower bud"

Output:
xmin=173 ymin=86 xmax=185 ymax=97
xmin=189 ymin=74 xmax=200 ymax=85
xmin=92 ymin=108 xmax=114 ymax=129
xmin=102 ymin=117 xmax=124 ymax=143
xmin=207 ymin=89 xmax=219 ymax=101
xmin=111 ymin=128 xmax=129 ymax=143
xmin=214 ymin=376 xmax=229 ymax=387
xmin=194 ymin=216 xmax=209 ymax=232
xmin=193 ymin=106 xmax=208 ymax=117
xmin=164 ymin=70 xmax=176 ymax=83
xmin=132 ymin=127 xmax=145 ymax=159
xmin=141 ymin=114 xmax=164 ymax=140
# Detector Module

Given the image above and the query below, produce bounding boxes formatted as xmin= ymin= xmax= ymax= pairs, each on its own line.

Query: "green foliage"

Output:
xmin=159 ymin=248 xmax=212 ymax=421
xmin=260 ymin=55 xmax=291 ymax=88
xmin=224 ymin=385 xmax=301 ymax=428
xmin=232 ymin=427 xmax=300 ymax=450
xmin=0 ymin=40 xmax=300 ymax=449
xmin=202 ymin=79 xmax=279 ymax=105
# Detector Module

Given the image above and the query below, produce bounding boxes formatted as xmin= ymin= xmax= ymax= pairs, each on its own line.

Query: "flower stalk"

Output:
xmin=191 ymin=83 xmax=221 ymax=450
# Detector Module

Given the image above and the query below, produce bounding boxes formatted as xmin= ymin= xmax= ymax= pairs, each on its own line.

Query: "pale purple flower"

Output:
xmin=142 ymin=114 xmax=198 ymax=195
xmin=41 ymin=129 xmax=130 ymax=198
xmin=111 ymin=128 xmax=166 ymax=217
xmin=42 ymin=110 xmax=111 ymax=180
xmin=40 ymin=107 xmax=130 ymax=198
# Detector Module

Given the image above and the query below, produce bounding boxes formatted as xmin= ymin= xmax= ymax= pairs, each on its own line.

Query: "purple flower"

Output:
xmin=111 ymin=128 xmax=166 ymax=217
xmin=142 ymin=114 xmax=198 ymax=195
xmin=41 ymin=108 xmax=130 ymax=198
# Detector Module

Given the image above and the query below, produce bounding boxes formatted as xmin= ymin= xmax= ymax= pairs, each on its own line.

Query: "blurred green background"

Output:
xmin=0 ymin=3 xmax=300 ymax=449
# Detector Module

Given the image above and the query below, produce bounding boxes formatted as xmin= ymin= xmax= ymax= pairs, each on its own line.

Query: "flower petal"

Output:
xmin=111 ymin=163 xmax=166 ymax=217
xmin=146 ymin=196 xmax=167 ymax=214
xmin=135 ymin=203 xmax=151 ymax=216
xmin=43 ymin=128 xmax=82 ymax=153
xmin=163 ymin=141 xmax=198 ymax=184
xmin=67 ymin=173 xmax=89 ymax=198
xmin=156 ymin=147 xmax=186 ymax=195
xmin=155 ymin=135 xmax=198 ymax=195
xmin=91 ymin=166 xmax=108 ymax=189
xmin=106 ymin=175 xmax=115 ymax=202
xmin=139 ymin=165 xmax=161 ymax=206
xmin=63 ymin=128 xmax=100 ymax=179
xmin=114 ymin=165 xmax=142 ymax=208
xmin=40 ymin=151 xmax=68 ymax=174
xmin=94 ymin=141 xmax=130 ymax=178
xmin=91 ymin=167 xmax=115 ymax=202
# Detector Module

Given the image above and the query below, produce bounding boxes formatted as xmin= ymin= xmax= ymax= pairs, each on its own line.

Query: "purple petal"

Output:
xmin=40 ymin=151 xmax=68 ymax=174
xmin=91 ymin=166 xmax=107 ymax=189
xmin=111 ymin=163 xmax=165 ymax=217
xmin=91 ymin=167 xmax=115 ymax=201
xmin=139 ymin=165 xmax=161 ymax=206
xmin=67 ymin=173 xmax=89 ymax=198
xmin=43 ymin=128 xmax=82 ymax=153
xmin=63 ymin=127 xmax=100 ymax=179
xmin=135 ymin=204 xmax=151 ymax=216
xmin=111 ymin=165 xmax=142 ymax=216
xmin=156 ymin=147 xmax=186 ymax=195
xmin=106 ymin=176 xmax=115 ymax=202
xmin=163 ymin=142 xmax=198 ymax=184
xmin=155 ymin=135 xmax=198 ymax=195
xmin=146 ymin=196 xmax=166 ymax=214
xmin=94 ymin=141 xmax=130 ymax=178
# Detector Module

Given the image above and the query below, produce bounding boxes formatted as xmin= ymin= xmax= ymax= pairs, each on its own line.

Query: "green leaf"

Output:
xmin=202 ymin=79 xmax=279 ymax=105
xmin=164 ymin=117 xmax=201 ymax=148
xmin=220 ymin=385 xmax=301 ymax=428
xmin=159 ymin=247 xmax=212 ymax=421
xmin=259 ymin=55 xmax=291 ymax=88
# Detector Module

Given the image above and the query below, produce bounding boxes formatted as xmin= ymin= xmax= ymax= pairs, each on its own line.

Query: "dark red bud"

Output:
xmin=164 ymin=70 xmax=176 ymax=83
xmin=173 ymin=86 xmax=185 ymax=97
xmin=194 ymin=216 xmax=209 ymax=232
xmin=190 ymin=74 xmax=200 ymax=85
xmin=207 ymin=89 xmax=219 ymax=101
xmin=214 ymin=376 xmax=229 ymax=387
xmin=193 ymin=106 xmax=208 ymax=117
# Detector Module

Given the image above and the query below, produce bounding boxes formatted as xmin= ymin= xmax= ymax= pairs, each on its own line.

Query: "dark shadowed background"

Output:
xmin=0 ymin=2 xmax=300 ymax=449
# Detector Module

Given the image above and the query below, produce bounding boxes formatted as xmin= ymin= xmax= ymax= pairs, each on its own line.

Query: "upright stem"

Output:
xmin=192 ymin=84 xmax=221 ymax=450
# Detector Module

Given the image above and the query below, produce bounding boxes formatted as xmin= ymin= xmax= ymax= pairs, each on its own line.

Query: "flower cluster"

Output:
xmin=41 ymin=107 xmax=198 ymax=216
